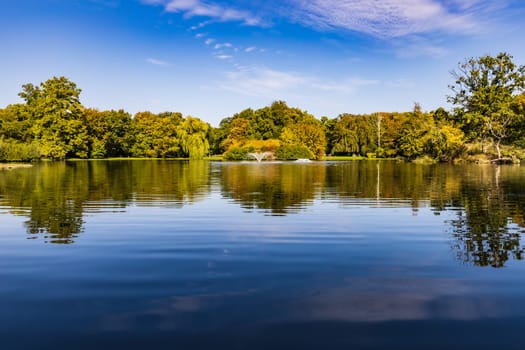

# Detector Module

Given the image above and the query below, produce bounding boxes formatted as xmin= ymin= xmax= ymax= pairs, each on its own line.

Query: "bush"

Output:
xmin=0 ymin=140 xmax=41 ymax=161
xmin=223 ymin=146 xmax=249 ymax=160
xmin=275 ymin=144 xmax=313 ymax=160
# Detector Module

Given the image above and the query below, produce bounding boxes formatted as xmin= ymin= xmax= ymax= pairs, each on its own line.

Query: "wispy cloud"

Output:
xmin=141 ymin=0 xmax=261 ymax=26
xmin=391 ymin=35 xmax=448 ymax=58
xmin=214 ymin=42 xmax=233 ymax=49
xmin=216 ymin=66 xmax=378 ymax=97
xmin=190 ymin=20 xmax=212 ymax=30
xmin=214 ymin=54 xmax=233 ymax=60
xmin=146 ymin=58 xmax=172 ymax=67
xmin=244 ymin=46 xmax=257 ymax=53
xmin=142 ymin=0 xmax=516 ymax=39
xmin=204 ymin=38 xmax=215 ymax=45
xmin=286 ymin=0 xmax=497 ymax=37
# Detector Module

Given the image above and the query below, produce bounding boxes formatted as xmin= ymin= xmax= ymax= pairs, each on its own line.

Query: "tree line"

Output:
xmin=1 ymin=52 xmax=524 ymax=162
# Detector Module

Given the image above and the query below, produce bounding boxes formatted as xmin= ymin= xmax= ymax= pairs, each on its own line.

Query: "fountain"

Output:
xmin=248 ymin=152 xmax=271 ymax=162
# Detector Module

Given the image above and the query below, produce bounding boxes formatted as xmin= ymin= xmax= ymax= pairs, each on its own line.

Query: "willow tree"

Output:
xmin=448 ymin=52 xmax=525 ymax=158
xmin=330 ymin=114 xmax=377 ymax=156
xmin=178 ymin=117 xmax=210 ymax=159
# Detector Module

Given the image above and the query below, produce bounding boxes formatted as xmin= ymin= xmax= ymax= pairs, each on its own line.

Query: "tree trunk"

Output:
xmin=495 ymin=141 xmax=501 ymax=160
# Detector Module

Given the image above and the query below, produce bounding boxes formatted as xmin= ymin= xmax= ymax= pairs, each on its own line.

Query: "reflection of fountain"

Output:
xmin=248 ymin=152 xmax=271 ymax=162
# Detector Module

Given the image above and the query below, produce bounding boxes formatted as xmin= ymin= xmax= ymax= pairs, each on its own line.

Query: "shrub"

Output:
xmin=223 ymin=146 xmax=249 ymax=160
xmin=0 ymin=140 xmax=41 ymax=161
xmin=275 ymin=144 xmax=313 ymax=160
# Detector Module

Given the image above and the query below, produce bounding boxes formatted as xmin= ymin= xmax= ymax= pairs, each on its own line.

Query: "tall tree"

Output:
xmin=280 ymin=116 xmax=326 ymax=159
xmin=84 ymin=109 xmax=132 ymax=158
xmin=448 ymin=52 xmax=525 ymax=158
xmin=19 ymin=77 xmax=88 ymax=159
xmin=330 ymin=114 xmax=377 ymax=156
xmin=130 ymin=111 xmax=182 ymax=158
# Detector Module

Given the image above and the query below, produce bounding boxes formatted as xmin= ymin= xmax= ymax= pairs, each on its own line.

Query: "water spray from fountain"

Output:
xmin=248 ymin=152 xmax=271 ymax=162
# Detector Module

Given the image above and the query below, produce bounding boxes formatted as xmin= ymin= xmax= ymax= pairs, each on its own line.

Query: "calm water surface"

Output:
xmin=1 ymin=160 xmax=525 ymax=349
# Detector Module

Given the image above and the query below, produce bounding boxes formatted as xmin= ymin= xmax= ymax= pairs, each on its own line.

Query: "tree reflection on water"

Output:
xmin=0 ymin=160 xmax=524 ymax=267
xmin=448 ymin=166 xmax=525 ymax=267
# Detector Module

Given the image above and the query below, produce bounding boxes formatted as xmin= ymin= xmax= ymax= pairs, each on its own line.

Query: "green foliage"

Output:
xmin=425 ymin=124 xmax=466 ymax=162
xmin=178 ymin=117 xmax=210 ymax=159
xmin=3 ymin=66 xmax=525 ymax=163
xmin=0 ymin=139 xmax=41 ymax=161
xmin=214 ymin=101 xmax=326 ymax=156
xmin=329 ymin=114 xmax=377 ymax=156
xmin=395 ymin=108 xmax=431 ymax=160
xmin=130 ymin=111 xmax=182 ymax=158
xmin=275 ymin=144 xmax=313 ymax=160
xmin=220 ymin=117 xmax=250 ymax=151
xmin=223 ymin=146 xmax=249 ymax=160
xmin=17 ymin=76 xmax=89 ymax=159
xmin=279 ymin=116 xmax=326 ymax=159
xmin=84 ymin=108 xmax=132 ymax=158
xmin=448 ymin=52 xmax=525 ymax=158
xmin=0 ymin=104 xmax=33 ymax=141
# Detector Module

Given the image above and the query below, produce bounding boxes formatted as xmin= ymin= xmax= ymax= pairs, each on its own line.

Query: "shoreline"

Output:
xmin=0 ymin=163 xmax=33 ymax=170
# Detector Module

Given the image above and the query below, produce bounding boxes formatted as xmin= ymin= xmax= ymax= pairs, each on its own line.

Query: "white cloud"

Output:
xmin=190 ymin=20 xmax=211 ymax=30
xmin=195 ymin=33 xmax=206 ymax=38
xmin=215 ymin=54 xmax=233 ymax=60
xmin=244 ymin=46 xmax=257 ymax=53
xmin=141 ymin=0 xmax=512 ymax=39
xmin=287 ymin=0 xmax=488 ymax=37
xmin=216 ymin=66 xmax=378 ymax=97
xmin=214 ymin=42 xmax=233 ymax=49
xmin=204 ymin=38 xmax=215 ymax=45
xmin=141 ymin=0 xmax=261 ymax=26
xmin=145 ymin=58 xmax=172 ymax=67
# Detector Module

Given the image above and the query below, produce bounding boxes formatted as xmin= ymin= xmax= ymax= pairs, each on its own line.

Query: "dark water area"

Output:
xmin=1 ymin=160 xmax=525 ymax=349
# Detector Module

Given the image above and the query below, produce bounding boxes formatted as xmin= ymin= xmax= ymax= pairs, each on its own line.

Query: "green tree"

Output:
xmin=424 ymin=123 xmax=465 ymax=162
xmin=0 ymin=104 xmax=33 ymax=141
xmin=130 ymin=111 xmax=182 ymax=158
xmin=329 ymin=114 xmax=377 ymax=156
xmin=509 ymin=93 xmax=525 ymax=144
xmin=448 ymin=52 xmax=525 ymax=158
xmin=177 ymin=116 xmax=210 ymax=159
xmin=83 ymin=109 xmax=132 ymax=158
xmin=394 ymin=105 xmax=433 ymax=160
xmin=19 ymin=77 xmax=88 ymax=159
xmin=221 ymin=117 xmax=250 ymax=151
xmin=280 ymin=116 xmax=326 ymax=159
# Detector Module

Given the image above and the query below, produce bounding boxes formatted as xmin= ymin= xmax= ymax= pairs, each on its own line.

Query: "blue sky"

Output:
xmin=1 ymin=0 xmax=524 ymax=126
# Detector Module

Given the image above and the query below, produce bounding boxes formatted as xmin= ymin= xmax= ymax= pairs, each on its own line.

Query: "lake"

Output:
xmin=1 ymin=160 xmax=525 ymax=349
